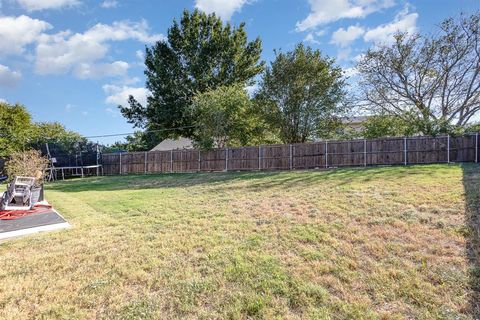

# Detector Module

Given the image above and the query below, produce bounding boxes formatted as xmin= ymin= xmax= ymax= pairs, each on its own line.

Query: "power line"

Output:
xmin=0 ymin=125 xmax=201 ymax=142
xmin=84 ymin=125 xmax=200 ymax=139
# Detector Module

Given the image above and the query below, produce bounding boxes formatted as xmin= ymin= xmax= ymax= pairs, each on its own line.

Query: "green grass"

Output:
xmin=0 ymin=164 xmax=479 ymax=319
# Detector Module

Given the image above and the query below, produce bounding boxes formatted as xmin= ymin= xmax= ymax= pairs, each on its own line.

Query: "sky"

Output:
xmin=0 ymin=0 xmax=479 ymax=145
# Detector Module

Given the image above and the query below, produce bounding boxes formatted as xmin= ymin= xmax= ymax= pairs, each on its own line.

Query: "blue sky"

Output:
xmin=0 ymin=0 xmax=478 ymax=145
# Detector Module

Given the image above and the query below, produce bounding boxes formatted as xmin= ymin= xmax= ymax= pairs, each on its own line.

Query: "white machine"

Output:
xmin=0 ymin=176 xmax=36 ymax=211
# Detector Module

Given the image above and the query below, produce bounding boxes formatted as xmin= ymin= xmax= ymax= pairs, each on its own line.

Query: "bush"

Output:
xmin=192 ymin=85 xmax=263 ymax=149
xmin=5 ymin=150 xmax=49 ymax=186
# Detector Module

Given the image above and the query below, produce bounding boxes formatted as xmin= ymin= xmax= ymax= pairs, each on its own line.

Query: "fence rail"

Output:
xmin=101 ymin=133 xmax=480 ymax=175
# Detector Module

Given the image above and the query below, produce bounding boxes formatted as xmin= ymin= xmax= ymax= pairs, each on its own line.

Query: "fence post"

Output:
xmin=170 ymin=150 xmax=173 ymax=173
xmin=258 ymin=145 xmax=262 ymax=170
xmin=198 ymin=150 xmax=201 ymax=172
xmin=289 ymin=144 xmax=293 ymax=170
xmin=144 ymin=151 xmax=147 ymax=174
xmin=119 ymin=152 xmax=122 ymax=174
xmin=447 ymin=135 xmax=450 ymax=163
xmin=325 ymin=141 xmax=328 ymax=168
xmin=404 ymin=137 xmax=407 ymax=165
xmin=476 ymin=132 xmax=478 ymax=163
xmin=96 ymin=142 xmax=100 ymax=176
xmin=364 ymin=139 xmax=367 ymax=167
xmin=225 ymin=148 xmax=228 ymax=171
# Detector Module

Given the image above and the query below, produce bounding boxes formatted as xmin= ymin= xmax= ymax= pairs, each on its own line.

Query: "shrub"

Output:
xmin=5 ymin=150 xmax=49 ymax=186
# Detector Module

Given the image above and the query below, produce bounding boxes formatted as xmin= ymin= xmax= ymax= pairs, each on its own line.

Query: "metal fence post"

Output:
xmin=404 ymin=137 xmax=407 ymax=165
xmin=96 ymin=142 xmax=100 ymax=176
xmin=364 ymin=139 xmax=367 ymax=167
xmin=476 ymin=132 xmax=478 ymax=163
xmin=198 ymin=150 xmax=201 ymax=172
xmin=170 ymin=150 xmax=173 ymax=173
xmin=289 ymin=144 xmax=293 ymax=170
xmin=447 ymin=135 xmax=450 ymax=163
xmin=119 ymin=152 xmax=122 ymax=174
xmin=258 ymin=146 xmax=262 ymax=170
xmin=225 ymin=148 xmax=228 ymax=171
xmin=144 ymin=151 xmax=148 ymax=174
xmin=325 ymin=141 xmax=328 ymax=168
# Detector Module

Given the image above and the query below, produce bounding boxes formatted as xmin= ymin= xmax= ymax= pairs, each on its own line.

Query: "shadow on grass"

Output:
xmin=461 ymin=163 xmax=480 ymax=318
xmin=46 ymin=163 xmax=453 ymax=194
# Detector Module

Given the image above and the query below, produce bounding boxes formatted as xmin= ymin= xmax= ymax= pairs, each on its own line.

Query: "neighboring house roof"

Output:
xmin=150 ymin=137 xmax=193 ymax=151
xmin=341 ymin=116 xmax=369 ymax=125
xmin=341 ymin=116 xmax=370 ymax=131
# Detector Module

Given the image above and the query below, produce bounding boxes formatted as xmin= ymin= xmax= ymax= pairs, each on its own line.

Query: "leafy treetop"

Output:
xmin=120 ymin=9 xmax=264 ymax=146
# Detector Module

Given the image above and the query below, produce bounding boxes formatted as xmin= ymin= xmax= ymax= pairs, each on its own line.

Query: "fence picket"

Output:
xmin=144 ymin=151 xmax=147 ymax=174
xmin=476 ymin=133 xmax=478 ymax=163
xmin=119 ymin=152 xmax=122 ymax=174
xmin=289 ymin=144 xmax=293 ymax=170
xmin=447 ymin=135 xmax=450 ymax=163
xmin=364 ymin=139 xmax=367 ymax=167
xmin=325 ymin=141 xmax=328 ymax=168
xmin=225 ymin=148 xmax=228 ymax=171
xmin=258 ymin=146 xmax=261 ymax=170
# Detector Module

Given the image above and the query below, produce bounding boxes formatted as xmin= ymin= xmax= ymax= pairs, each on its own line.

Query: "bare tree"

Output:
xmin=357 ymin=13 xmax=480 ymax=134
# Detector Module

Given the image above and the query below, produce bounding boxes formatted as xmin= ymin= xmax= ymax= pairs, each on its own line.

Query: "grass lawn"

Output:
xmin=0 ymin=164 xmax=479 ymax=319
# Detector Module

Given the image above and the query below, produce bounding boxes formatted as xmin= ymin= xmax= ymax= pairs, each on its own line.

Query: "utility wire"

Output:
xmin=0 ymin=125 xmax=201 ymax=141
xmin=84 ymin=125 xmax=200 ymax=139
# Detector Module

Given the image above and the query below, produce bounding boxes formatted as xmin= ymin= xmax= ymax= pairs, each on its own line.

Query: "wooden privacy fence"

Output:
xmin=102 ymin=133 xmax=480 ymax=175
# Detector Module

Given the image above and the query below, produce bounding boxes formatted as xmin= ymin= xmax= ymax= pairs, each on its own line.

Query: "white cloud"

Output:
xmin=35 ymin=20 xmax=163 ymax=78
xmin=296 ymin=0 xmax=395 ymax=31
xmin=103 ymin=84 xmax=149 ymax=107
xmin=0 ymin=15 xmax=51 ymax=56
xmin=195 ymin=0 xmax=252 ymax=20
xmin=16 ymin=0 xmax=80 ymax=11
xmin=337 ymin=47 xmax=352 ymax=61
xmin=101 ymin=0 xmax=118 ymax=8
xmin=353 ymin=53 xmax=365 ymax=62
xmin=74 ymin=61 xmax=129 ymax=79
xmin=105 ymin=107 xmax=119 ymax=117
xmin=364 ymin=6 xmax=418 ymax=44
xmin=0 ymin=64 xmax=22 ymax=87
xmin=122 ymin=76 xmax=141 ymax=85
xmin=136 ymin=49 xmax=144 ymax=61
xmin=344 ymin=66 xmax=359 ymax=77
xmin=135 ymin=49 xmax=145 ymax=66
xmin=304 ymin=33 xmax=320 ymax=44
xmin=65 ymin=103 xmax=74 ymax=112
xmin=0 ymin=98 xmax=7 ymax=103
xmin=331 ymin=25 xmax=365 ymax=47
xmin=315 ymin=29 xmax=327 ymax=37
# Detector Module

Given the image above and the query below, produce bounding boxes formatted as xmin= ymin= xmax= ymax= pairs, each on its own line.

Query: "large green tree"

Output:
xmin=29 ymin=122 xmax=88 ymax=155
xmin=0 ymin=101 xmax=89 ymax=157
xmin=120 ymin=9 xmax=264 ymax=145
xmin=255 ymin=44 xmax=346 ymax=143
xmin=0 ymin=102 xmax=32 ymax=156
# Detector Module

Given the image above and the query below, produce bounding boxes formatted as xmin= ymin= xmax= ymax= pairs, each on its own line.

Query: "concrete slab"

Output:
xmin=0 ymin=208 xmax=70 ymax=240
